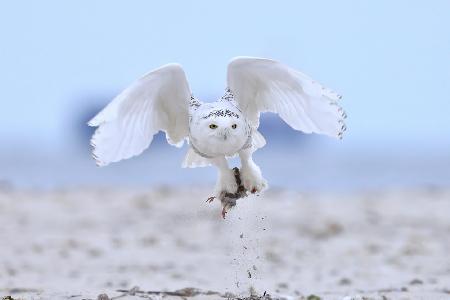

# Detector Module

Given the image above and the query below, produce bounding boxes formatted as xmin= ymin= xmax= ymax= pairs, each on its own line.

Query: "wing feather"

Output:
xmin=88 ymin=63 xmax=191 ymax=166
xmin=227 ymin=57 xmax=346 ymax=139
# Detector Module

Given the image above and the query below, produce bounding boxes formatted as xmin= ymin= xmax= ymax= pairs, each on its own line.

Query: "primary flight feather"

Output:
xmin=89 ymin=57 xmax=346 ymax=209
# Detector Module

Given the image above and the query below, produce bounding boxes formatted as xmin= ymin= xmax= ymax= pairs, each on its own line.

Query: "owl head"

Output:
xmin=189 ymin=103 xmax=249 ymax=156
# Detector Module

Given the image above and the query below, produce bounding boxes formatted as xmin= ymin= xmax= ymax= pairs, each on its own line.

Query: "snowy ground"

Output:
xmin=0 ymin=186 xmax=449 ymax=299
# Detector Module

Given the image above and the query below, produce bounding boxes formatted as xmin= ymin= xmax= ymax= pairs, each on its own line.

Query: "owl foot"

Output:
xmin=214 ymin=168 xmax=239 ymax=197
xmin=240 ymin=163 xmax=268 ymax=194
xmin=208 ymin=168 xmax=246 ymax=219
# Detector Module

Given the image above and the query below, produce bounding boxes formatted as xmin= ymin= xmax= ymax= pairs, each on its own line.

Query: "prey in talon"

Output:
xmin=88 ymin=57 xmax=345 ymax=218
xmin=206 ymin=168 xmax=249 ymax=219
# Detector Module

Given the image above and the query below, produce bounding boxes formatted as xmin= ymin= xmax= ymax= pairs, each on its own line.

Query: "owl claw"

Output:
xmin=206 ymin=196 xmax=215 ymax=203
xmin=240 ymin=163 xmax=267 ymax=194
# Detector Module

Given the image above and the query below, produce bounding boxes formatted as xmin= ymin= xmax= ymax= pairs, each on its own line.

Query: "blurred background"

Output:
xmin=1 ymin=0 xmax=449 ymax=191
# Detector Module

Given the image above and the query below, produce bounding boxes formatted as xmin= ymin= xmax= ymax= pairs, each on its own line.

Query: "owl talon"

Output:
xmin=206 ymin=196 xmax=215 ymax=203
xmin=240 ymin=163 xmax=267 ymax=194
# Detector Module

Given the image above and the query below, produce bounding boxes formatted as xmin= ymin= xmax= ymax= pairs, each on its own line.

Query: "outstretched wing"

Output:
xmin=227 ymin=57 xmax=346 ymax=139
xmin=88 ymin=64 xmax=191 ymax=166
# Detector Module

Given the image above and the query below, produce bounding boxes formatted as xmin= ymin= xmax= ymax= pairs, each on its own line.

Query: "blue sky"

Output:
xmin=1 ymin=0 xmax=449 ymax=151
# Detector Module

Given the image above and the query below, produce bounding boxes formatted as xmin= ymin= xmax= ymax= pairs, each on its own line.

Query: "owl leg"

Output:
xmin=239 ymin=148 xmax=268 ymax=194
xmin=211 ymin=156 xmax=238 ymax=197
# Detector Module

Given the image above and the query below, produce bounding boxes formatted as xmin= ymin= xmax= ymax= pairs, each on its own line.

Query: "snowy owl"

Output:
xmin=89 ymin=57 xmax=345 ymax=209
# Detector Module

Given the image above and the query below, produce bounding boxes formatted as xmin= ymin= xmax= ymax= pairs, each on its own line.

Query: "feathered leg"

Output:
xmin=211 ymin=156 xmax=238 ymax=197
xmin=239 ymin=148 xmax=267 ymax=193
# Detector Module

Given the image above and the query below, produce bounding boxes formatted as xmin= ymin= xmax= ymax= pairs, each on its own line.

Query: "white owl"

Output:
xmin=89 ymin=57 xmax=345 ymax=211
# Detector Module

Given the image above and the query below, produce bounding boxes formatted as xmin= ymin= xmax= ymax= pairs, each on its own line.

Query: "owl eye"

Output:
xmin=231 ymin=124 xmax=237 ymax=129
xmin=209 ymin=124 xmax=218 ymax=129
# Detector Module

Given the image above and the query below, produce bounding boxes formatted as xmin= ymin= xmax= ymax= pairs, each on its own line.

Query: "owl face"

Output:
xmin=189 ymin=103 xmax=249 ymax=157
xmin=206 ymin=116 xmax=244 ymax=140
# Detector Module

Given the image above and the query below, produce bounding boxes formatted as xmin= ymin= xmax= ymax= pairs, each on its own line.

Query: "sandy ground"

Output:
xmin=0 ymin=186 xmax=449 ymax=300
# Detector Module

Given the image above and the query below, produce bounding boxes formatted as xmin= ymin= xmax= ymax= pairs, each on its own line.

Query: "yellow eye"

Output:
xmin=231 ymin=124 xmax=237 ymax=129
xmin=209 ymin=124 xmax=217 ymax=129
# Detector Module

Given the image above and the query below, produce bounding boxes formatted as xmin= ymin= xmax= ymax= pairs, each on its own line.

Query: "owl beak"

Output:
xmin=221 ymin=128 xmax=230 ymax=141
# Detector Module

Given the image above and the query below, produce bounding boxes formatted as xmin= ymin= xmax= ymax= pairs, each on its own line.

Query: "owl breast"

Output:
xmin=188 ymin=101 xmax=251 ymax=158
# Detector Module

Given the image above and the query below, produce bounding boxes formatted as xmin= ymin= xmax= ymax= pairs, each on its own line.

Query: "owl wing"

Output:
xmin=88 ymin=64 xmax=191 ymax=166
xmin=227 ymin=57 xmax=346 ymax=139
